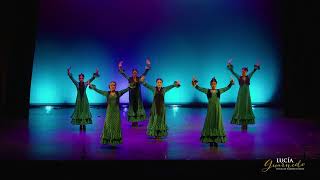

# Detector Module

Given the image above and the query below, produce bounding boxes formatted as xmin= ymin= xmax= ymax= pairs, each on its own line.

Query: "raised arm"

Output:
xmin=89 ymin=84 xmax=108 ymax=97
xmin=67 ymin=67 xmax=78 ymax=87
xmin=194 ymin=85 xmax=208 ymax=94
xmin=68 ymin=73 xmax=78 ymax=87
xmin=192 ymin=77 xmax=207 ymax=94
xmin=141 ymin=68 xmax=150 ymax=77
xmin=219 ymin=80 xmax=234 ymax=94
xmin=164 ymin=81 xmax=180 ymax=93
xmin=118 ymin=61 xmax=130 ymax=80
xmin=87 ymin=68 xmax=100 ymax=83
xmin=118 ymin=68 xmax=130 ymax=80
xmin=227 ymin=64 xmax=240 ymax=79
xmin=141 ymin=81 xmax=155 ymax=92
xmin=141 ymin=58 xmax=151 ymax=76
xmin=118 ymin=87 xmax=130 ymax=97
xmin=248 ymin=64 xmax=260 ymax=78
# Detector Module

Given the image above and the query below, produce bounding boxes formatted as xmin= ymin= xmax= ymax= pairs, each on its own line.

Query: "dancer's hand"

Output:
xmin=67 ymin=66 xmax=71 ymax=75
xmin=95 ymin=68 xmax=99 ymax=76
xmin=140 ymin=76 xmax=145 ymax=82
xmin=175 ymin=80 xmax=181 ymax=87
xmin=227 ymin=59 xmax=233 ymax=69
xmin=230 ymin=76 xmax=234 ymax=84
xmin=254 ymin=60 xmax=260 ymax=70
xmin=118 ymin=60 xmax=123 ymax=69
xmin=87 ymin=81 xmax=92 ymax=87
xmin=146 ymin=57 xmax=151 ymax=69
xmin=192 ymin=76 xmax=198 ymax=86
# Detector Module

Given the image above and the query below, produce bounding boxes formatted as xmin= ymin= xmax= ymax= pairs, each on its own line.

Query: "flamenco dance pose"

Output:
xmin=88 ymin=81 xmax=132 ymax=146
xmin=192 ymin=76 xmax=234 ymax=147
xmin=140 ymin=76 xmax=180 ymax=139
xmin=67 ymin=67 xmax=99 ymax=131
xmin=118 ymin=58 xmax=151 ymax=127
xmin=227 ymin=60 xmax=260 ymax=130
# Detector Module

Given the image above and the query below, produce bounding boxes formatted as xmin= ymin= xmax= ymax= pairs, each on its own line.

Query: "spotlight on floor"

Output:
xmin=171 ymin=105 xmax=179 ymax=112
xmin=45 ymin=105 xmax=53 ymax=113
xmin=122 ymin=104 xmax=128 ymax=112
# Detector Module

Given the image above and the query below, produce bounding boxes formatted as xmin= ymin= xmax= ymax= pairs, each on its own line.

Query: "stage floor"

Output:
xmin=1 ymin=106 xmax=319 ymax=160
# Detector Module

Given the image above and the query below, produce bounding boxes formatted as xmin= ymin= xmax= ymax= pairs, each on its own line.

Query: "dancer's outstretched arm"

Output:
xmin=89 ymin=83 xmax=108 ymax=97
xmin=227 ymin=63 xmax=240 ymax=79
xmin=219 ymin=78 xmax=234 ymax=94
xmin=141 ymin=58 xmax=151 ymax=77
xmin=192 ymin=77 xmax=207 ymax=94
xmin=194 ymin=85 xmax=208 ymax=94
xmin=140 ymin=76 xmax=155 ymax=92
xmin=87 ymin=68 xmax=100 ymax=84
xmin=164 ymin=81 xmax=180 ymax=93
xmin=119 ymin=87 xmax=130 ymax=97
xmin=118 ymin=61 xmax=130 ymax=80
xmin=248 ymin=64 xmax=260 ymax=78
xmin=67 ymin=67 xmax=78 ymax=87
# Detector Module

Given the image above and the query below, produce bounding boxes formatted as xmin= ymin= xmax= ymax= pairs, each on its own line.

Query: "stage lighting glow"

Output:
xmin=172 ymin=105 xmax=179 ymax=111
xmin=252 ymin=104 xmax=256 ymax=110
xmin=45 ymin=106 xmax=53 ymax=113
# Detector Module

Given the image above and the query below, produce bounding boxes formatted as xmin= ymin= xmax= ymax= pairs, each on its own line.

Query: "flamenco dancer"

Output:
xmin=67 ymin=67 xmax=99 ymax=131
xmin=88 ymin=81 xmax=132 ymax=146
xmin=139 ymin=76 xmax=180 ymax=139
xmin=118 ymin=58 xmax=151 ymax=127
xmin=227 ymin=59 xmax=261 ymax=130
xmin=192 ymin=76 xmax=234 ymax=147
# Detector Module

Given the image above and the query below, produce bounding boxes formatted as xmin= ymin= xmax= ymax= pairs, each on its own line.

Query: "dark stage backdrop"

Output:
xmin=282 ymin=0 xmax=320 ymax=118
xmin=1 ymin=1 xmax=38 ymax=120
xmin=30 ymin=0 xmax=282 ymax=105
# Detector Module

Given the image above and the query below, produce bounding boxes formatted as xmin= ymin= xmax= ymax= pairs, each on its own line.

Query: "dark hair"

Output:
xmin=132 ymin=69 xmax=138 ymax=73
xmin=210 ymin=77 xmax=217 ymax=84
xmin=156 ymin=78 xmax=163 ymax=83
xmin=79 ymin=73 xmax=85 ymax=78
xmin=242 ymin=67 xmax=248 ymax=72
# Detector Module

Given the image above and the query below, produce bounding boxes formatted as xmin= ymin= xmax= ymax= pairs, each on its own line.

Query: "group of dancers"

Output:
xmin=67 ymin=58 xmax=260 ymax=147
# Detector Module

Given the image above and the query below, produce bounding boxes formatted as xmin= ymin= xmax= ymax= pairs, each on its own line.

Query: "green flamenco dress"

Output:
xmin=68 ymin=72 xmax=99 ymax=125
xmin=90 ymin=84 xmax=129 ymax=145
xmin=118 ymin=67 xmax=150 ymax=122
xmin=142 ymin=81 xmax=180 ymax=138
xmin=194 ymin=82 xmax=233 ymax=144
xmin=227 ymin=64 xmax=260 ymax=125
